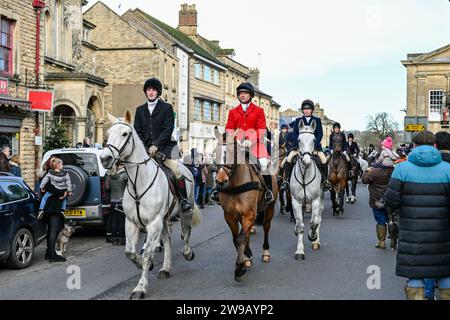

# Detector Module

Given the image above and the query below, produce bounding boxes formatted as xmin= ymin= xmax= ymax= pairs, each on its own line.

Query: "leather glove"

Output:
xmin=241 ymin=140 xmax=253 ymax=149
xmin=148 ymin=146 xmax=158 ymax=157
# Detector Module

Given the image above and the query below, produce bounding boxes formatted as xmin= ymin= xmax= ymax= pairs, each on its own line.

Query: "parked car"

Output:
xmin=0 ymin=173 xmax=46 ymax=269
xmin=41 ymin=148 xmax=110 ymax=225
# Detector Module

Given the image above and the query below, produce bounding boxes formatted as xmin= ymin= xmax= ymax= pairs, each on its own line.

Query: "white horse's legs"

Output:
xmin=130 ymin=217 xmax=163 ymax=299
xmin=158 ymin=219 xmax=172 ymax=279
xmin=125 ymin=218 xmax=143 ymax=270
xmin=180 ymin=209 xmax=195 ymax=261
xmin=292 ymin=198 xmax=305 ymax=260
xmin=309 ymin=196 xmax=323 ymax=250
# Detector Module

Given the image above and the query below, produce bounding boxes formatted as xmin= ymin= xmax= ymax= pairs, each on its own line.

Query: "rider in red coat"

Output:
xmin=211 ymin=82 xmax=274 ymax=204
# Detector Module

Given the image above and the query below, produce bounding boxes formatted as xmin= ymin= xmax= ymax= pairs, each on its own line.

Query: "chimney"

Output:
xmin=248 ymin=68 xmax=260 ymax=89
xmin=178 ymin=4 xmax=197 ymax=36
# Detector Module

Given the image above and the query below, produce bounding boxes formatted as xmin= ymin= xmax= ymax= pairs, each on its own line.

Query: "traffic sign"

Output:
xmin=405 ymin=124 xmax=425 ymax=132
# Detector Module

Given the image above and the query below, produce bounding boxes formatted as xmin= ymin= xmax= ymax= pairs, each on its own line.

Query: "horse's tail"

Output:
xmin=192 ymin=204 xmax=201 ymax=227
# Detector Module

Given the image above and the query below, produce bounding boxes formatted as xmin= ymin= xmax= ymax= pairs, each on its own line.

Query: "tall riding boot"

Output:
xmin=439 ymin=288 xmax=450 ymax=300
xmin=320 ymin=163 xmax=332 ymax=191
xmin=280 ymin=161 xmax=293 ymax=191
xmin=177 ymin=177 xmax=192 ymax=213
xmin=405 ymin=286 xmax=425 ymax=300
xmin=263 ymin=175 xmax=275 ymax=205
xmin=375 ymin=224 xmax=387 ymax=249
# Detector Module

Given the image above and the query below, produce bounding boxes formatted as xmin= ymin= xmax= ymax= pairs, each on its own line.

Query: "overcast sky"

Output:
xmin=84 ymin=0 xmax=450 ymax=131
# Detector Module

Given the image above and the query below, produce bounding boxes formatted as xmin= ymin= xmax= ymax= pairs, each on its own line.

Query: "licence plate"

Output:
xmin=65 ymin=209 xmax=86 ymax=217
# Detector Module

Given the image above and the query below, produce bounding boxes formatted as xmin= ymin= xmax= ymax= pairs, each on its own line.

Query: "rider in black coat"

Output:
xmin=134 ymin=78 xmax=191 ymax=212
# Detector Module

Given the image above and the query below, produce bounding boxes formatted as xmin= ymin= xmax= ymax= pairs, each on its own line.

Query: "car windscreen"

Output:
xmin=53 ymin=153 xmax=100 ymax=177
xmin=0 ymin=181 xmax=30 ymax=202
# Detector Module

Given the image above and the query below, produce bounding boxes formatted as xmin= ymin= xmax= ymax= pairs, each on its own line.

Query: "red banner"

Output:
xmin=28 ymin=90 xmax=53 ymax=112
xmin=0 ymin=78 xmax=8 ymax=95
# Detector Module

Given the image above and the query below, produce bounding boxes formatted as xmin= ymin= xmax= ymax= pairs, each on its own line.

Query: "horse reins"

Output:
xmin=105 ymin=122 xmax=164 ymax=229
xmin=294 ymin=131 xmax=317 ymax=206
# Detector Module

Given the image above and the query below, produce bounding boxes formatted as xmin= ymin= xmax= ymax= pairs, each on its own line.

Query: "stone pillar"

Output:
xmin=416 ymin=74 xmax=427 ymax=117
xmin=76 ymin=118 xmax=86 ymax=145
xmin=95 ymin=120 xmax=104 ymax=145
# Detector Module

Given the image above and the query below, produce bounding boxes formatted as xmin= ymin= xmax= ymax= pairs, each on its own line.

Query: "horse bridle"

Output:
xmin=294 ymin=130 xmax=318 ymax=205
xmin=104 ymin=122 xmax=159 ymax=228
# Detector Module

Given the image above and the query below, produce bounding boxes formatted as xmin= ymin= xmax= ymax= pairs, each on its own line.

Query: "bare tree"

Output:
xmin=366 ymin=112 xmax=399 ymax=141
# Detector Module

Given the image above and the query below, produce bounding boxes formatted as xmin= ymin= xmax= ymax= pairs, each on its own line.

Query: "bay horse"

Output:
xmin=328 ymin=133 xmax=348 ymax=216
xmin=100 ymin=111 xmax=200 ymax=299
xmin=290 ymin=120 xmax=324 ymax=259
xmin=214 ymin=129 xmax=278 ymax=282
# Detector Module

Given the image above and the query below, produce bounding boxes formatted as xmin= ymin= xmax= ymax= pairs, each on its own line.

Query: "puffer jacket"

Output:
xmin=384 ymin=145 xmax=450 ymax=279
xmin=361 ymin=165 xmax=394 ymax=208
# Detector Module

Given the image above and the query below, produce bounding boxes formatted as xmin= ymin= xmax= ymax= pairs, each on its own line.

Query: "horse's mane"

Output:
xmin=115 ymin=121 xmax=148 ymax=161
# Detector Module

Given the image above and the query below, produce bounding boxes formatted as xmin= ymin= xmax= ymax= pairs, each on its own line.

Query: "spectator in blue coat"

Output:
xmin=385 ymin=130 xmax=450 ymax=300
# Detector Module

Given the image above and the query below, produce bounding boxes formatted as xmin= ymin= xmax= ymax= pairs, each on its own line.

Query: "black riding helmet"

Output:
xmin=347 ymin=133 xmax=354 ymax=139
xmin=301 ymin=99 xmax=315 ymax=110
xmin=333 ymin=122 xmax=341 ymax=129
xmin=236 ymin=82 xmax=255 ymax=99
xmin=143 ymin=78 xmax=163 ymax=96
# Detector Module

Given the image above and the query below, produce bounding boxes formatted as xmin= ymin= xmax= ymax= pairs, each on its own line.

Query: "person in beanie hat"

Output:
xmin=384 ymin=130 xmax=450 ymax=300
xmin=376 ymin=137 xmax=399 ymax=167
xmin=134 ymin=77 xmax=191 ymax=213
xmin=280 ymin=99 xmax=332 ymax=192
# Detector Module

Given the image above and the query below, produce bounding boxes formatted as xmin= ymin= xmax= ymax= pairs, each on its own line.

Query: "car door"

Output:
xmin=0 ymin=187 xmax=15 ymax=254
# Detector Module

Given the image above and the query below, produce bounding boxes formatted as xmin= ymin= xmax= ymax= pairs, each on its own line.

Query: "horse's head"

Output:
xmin=298 ymin=120 xmax=316 ymax=167
xmin=100 ymin=110 xmax=135 ymax=171
xmin=331 ymin=133 xmax=344 ymax=153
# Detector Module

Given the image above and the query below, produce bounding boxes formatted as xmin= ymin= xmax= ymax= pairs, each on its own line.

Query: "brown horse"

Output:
xmin=328 ymin=134 xmax=348 ymax=216
xmin=214 ymin=131 xmax=278 ymax=282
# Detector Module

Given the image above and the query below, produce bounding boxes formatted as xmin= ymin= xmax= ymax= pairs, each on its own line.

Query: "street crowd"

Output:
xmin=1 ymin=77 xmax=449 ymax=300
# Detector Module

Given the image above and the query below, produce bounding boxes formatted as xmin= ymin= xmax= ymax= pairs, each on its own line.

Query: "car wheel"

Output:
xmin=65 ymin=165 xmax=89 ymax=207
xmin=6 ymin=229 xmax=35 ymax=269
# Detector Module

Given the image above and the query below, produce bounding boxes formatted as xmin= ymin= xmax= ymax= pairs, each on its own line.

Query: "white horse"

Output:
xmin=358 ymin=155 xmax=369 ymax=173
xmin=290 ymin=120 xmax=324 ymax=260
xmin=100 ymin=111 xmax=201 ymax=299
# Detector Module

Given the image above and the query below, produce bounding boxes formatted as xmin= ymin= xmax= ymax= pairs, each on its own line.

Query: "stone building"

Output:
xmin=402 ymin=44 xmax=450 ymax=134
xmin=0 ymin=0 xmax=46 ymax=186
xmin=120 ymin=5 xmax=228 ymax=156
xmin=83 ymin=2 xmax=179 ymax=147
xmin=43 ymin=0 xmax=107 ymax=146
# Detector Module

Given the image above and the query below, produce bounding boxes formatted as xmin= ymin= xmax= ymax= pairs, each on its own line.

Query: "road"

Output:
xmin=0 ymin=183 xmax=405 ymax=300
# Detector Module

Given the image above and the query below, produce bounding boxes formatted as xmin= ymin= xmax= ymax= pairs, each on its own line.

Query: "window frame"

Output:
xmin=203 ymin=100 xmax=211 ymax=122
xmin=0 ymin=16 xmax=13 ymax=77
xmin=429 ymin=89 xmax=444 ymax=122
xmin=194 ymin=99 xmax=202 ymax=121
xmin=213 ymin=102 xmax=220 ymax=122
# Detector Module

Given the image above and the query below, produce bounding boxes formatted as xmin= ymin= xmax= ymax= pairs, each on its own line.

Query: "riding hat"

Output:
xmin=301 ymin=99 xmax=315 ymax=110
xmin=143 ymin=78 xmax=163 ymax=96
xmin=333 ymin=122 xmax=341 ymax=129
xmin=281 ymin=123 xmax=289 ymax=130
xmin=347 ymin=133 xmax=354 ymax=139
xmin=236 ymin=82 xmax=255 ymax=99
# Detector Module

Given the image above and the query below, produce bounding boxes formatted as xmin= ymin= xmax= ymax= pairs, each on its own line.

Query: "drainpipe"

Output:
xmin=33 ymin=0 xmax=45 ymax=87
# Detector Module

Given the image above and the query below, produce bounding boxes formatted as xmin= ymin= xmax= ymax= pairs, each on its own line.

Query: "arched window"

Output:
xmin=44 ymin=10 xmax=52 ymax=57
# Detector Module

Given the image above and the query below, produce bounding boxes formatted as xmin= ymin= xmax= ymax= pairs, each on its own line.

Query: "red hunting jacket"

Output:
xmin=225 ymin=102 xmax=269 ymax=159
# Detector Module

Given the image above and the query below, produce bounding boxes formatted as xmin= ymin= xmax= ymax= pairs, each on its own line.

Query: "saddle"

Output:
xmin=152 ymin=152 xmax=179 ymax=205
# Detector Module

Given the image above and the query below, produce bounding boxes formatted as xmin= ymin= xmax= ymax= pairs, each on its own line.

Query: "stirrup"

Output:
xmin=280 ymin=181 xmax=289 ymax=191
xmin=181 ymin=199 xmax=192 ymax=213
xmin=265 ymin=190 xmax=275 ymax=204
xmin=210 ymin=190 xmax=220 ymax=203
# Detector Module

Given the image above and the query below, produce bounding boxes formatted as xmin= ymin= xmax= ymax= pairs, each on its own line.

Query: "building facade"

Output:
xmin=83 ymin=2 xmax=179 ymax=147
xmin=43 ymin=0 xmax=107 ymax=147
xmin=402 ymin=44 xmax=450 ymax=134
xmin=0 ymin=0 xmax=46 ymax=186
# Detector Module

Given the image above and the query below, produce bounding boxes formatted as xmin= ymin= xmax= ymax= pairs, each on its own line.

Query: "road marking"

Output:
xmin=87 ymin=247 xmax=103 ymax=253
xmin=16 ymin=268 xmax=40 ymax=276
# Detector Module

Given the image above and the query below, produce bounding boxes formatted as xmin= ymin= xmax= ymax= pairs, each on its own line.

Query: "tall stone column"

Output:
xmin=76 ymin=118 xmax=86 ymax=145
xmin=95 ymin=120 xmax=104 ymax=145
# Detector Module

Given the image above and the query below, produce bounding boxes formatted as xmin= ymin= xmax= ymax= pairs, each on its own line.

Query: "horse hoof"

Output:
xmin=184 ymin=251 xmax=195 ymax=261
xmin=130 ymin=291 xmax=146 ymax=300
xmin=158 ymin=270 xmax=170 ymax=279
xmin=262 ymin=255 xmax=271 ymax=263
xmin=244 ymin=259 xmax=253 ymax=268
xmin=250 ymin=227 xmax=256 ymax=234
xmin=312 ymin=243 xmax=321 ymax=251
xmin=308 ymin=233 xmax=318 ymax=242
xmin=295 ymin=254 xmax=305 ymax=261
xmin=234 ymin=269 xmax=247 ymax=282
